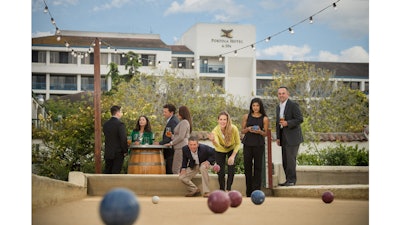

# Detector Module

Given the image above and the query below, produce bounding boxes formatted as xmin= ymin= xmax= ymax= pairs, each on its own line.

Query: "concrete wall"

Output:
xmin=31 ymin=166 xmax=369 ymax=209
xmin=32 ymin=174 xmax=87 ymax=209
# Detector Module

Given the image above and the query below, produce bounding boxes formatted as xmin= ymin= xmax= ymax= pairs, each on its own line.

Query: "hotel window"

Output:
xmin=50 ymin=75 xmax=77 ymax=90
xmin=171 ymin=57 xmax=194 ymax=69
xmin=364 ymin=82 xmax=369 ymax=94
xmin=82 ymin=53 xmax=93 ymax=65
xmin=32 ymin=74 xmax=46 ymax=90
xmin=110 ymin=53 xmax=121 ymax=65
xmin=81 ymin=76 xmax=108 ymax=91
xmin=120 ymin=55 xmax=129 ymax=65
xmin=349 ymin=81 xmax=360 ymax=90
xmin=256 ymin=79 xmax=272 ymax=96
xmin=81 ymin=53 xmax=108 ymax=65
xmin=32 ymin=50 xmax=46 ymax=63
xmin=141 ymin=54 xmax=155 ymax=66
xmin=50 ymin=51 xmax=73 ymax=64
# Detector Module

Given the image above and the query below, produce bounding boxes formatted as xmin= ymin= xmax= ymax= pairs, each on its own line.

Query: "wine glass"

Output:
xmin=138 ymin=134 xmax=143 ymax=144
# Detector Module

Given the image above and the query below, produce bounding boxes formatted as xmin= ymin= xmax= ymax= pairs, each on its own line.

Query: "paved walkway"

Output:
xmin=32 ymin=196 xmax=368 ymax=225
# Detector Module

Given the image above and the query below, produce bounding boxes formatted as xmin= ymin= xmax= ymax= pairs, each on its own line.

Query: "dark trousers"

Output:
xmin=243 ymin=145 xmax=264 ymax=197
xmin=163 ymin=148 xmax=174 ymax=174
xmin=281 ymin=140 xmax=299 ymax=184
xmin=215 ymin=150 xmax=235 ymax=191
xmin=104 ymin=154 xmax=125 ymax=174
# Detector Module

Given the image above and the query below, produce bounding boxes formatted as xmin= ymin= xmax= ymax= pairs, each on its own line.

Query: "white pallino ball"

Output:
xmin=152 ymin=196 xmax=160 ymax=204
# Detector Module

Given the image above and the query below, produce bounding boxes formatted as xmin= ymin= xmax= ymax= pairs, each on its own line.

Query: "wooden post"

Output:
xmin=94 ymin=38 xmax=102 ymax=173
xmin=267 ymin=129 xmax=273 ymax=189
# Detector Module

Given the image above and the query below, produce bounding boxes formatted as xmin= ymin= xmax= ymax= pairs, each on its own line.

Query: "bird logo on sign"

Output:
xmin=221 ymin=29 xmax=233 ymax=38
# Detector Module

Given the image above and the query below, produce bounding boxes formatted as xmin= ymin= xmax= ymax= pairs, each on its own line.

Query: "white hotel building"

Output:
xmin=32 ymin=23 xmax=369 ymax=104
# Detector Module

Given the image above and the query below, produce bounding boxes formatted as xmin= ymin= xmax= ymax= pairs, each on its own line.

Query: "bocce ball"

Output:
xmin=322 ymin=191 xmax=334 ymax=204
xmin=250 ymin=190 xmax=265 ymax=205
xmin=207 ymin=190 xmax=231 ymax=213
xmin=213 ymin=164 xmax=221 ymax=173
xmin=227 ymin=190 xmax=242 ymax=207
xmin=99 ymin=188 xmax=140 ymax=225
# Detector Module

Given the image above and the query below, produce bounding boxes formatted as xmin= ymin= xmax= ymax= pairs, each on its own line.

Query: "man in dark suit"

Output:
xmin=103 ymin=105 xmax=128 ymax=174
xmin=157 ymin=104 xmax=179 ymax=174
xmin=179 ymin=136 xmax=216 ymax=197
xmin=276 ymin=86 xmax=304 ymax=186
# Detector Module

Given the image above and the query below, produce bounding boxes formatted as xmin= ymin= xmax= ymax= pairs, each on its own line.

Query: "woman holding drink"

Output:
xmin=165 ymin=106 xmax=192 ymax=174
xmin=241 ymin=97 xmax=269 ymax=197
xmin=130 ymin=115 xmax=154 ymax=145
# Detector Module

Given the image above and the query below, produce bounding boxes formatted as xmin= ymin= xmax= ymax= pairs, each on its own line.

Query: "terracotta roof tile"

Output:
xmin=191 ymin=131 xmax=368 ymax=142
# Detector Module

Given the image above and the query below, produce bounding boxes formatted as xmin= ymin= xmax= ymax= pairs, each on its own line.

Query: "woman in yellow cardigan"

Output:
xmin=131 ymin=115 xmax=153 ymax=145
xmin=208 ymin=111 xmax=241 ymax=191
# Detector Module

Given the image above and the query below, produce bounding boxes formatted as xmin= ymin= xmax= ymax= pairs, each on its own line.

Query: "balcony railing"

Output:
xmin=200 ymin=64 xmax=225 ymax=74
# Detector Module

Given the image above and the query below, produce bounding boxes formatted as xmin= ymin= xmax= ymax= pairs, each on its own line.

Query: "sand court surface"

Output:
xmin=32 ymin=196 xmax=368 ymax=225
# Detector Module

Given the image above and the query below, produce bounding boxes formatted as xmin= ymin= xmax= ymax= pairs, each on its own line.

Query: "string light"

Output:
xmin=217 ymin=0 xmax=340 ymax=57
xmin=40 ymin=0 xmax=341 ymax=66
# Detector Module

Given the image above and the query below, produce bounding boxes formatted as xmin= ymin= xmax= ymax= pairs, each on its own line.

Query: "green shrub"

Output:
xmin=297 ymin=144 xmax=368 ymax=166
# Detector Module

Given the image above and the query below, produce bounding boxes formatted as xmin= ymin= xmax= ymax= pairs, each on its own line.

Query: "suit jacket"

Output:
xmin=181 ymin=144 xmax=216 ymax=170
xmin=276 ymin=99 xmax=304 ymax=146
xmin=159 ymin=115 xmax=180 ymax=145
xmin=103 ymin=117 xmax=128 ymax=159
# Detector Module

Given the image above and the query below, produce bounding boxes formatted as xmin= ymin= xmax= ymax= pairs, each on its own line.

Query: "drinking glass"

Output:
xmin=166 ymin=127 xmax=172 ymax=137
xmin=127 ymin=136 xmax=132 ymax=146
xmin=143 ymin=136 xmax=149 ymax=145
xmin=133 ymin=133 xmax=139 ymax=142
xmin=280 ymin=115 xmax=285 ymax=128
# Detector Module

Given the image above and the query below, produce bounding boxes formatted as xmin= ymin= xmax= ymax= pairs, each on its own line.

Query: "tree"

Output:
xmin=32 ymin=69 xmax=246 ymax=180
xmin=263 ymin=62 xmax=369 ymax=134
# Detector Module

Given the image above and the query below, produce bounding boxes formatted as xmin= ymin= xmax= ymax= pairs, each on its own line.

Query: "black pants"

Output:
xmin=163 ymin=148 xmax=174 ymax=174
xmin=243 ymin=145 xmax=264 ymax=197
xmin=215 ymin=150 xmax=235 ymax=191
xmin=281 ymin=136 xmax=299 ymax=184
xmin=104 ymin=153 xmax=125 ymax=174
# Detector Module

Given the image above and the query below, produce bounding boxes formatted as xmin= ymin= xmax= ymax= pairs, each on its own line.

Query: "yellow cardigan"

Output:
xmin=211 ymin=124 xmax=241 ymax=153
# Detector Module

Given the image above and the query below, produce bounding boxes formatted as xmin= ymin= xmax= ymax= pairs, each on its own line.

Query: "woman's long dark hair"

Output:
xmin=249 ymin=97 xmax=267 ymax=117
xmin=178 ymin=106 xmax=192 ymax=133
xmin=133 ymin=115 xmax=152 ymax=132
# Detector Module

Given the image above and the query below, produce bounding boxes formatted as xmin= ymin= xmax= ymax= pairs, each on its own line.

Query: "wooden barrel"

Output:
xmin=128 ymin=145 xmax=167 ymax=174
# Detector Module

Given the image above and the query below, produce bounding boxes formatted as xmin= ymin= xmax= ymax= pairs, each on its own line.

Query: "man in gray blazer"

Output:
xmin=276 ymin=87 xmax=304 ymax=186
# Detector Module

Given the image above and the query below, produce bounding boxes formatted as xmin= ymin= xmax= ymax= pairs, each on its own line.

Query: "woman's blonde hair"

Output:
xmin=218 ymin=111 xmax=233 ymax=146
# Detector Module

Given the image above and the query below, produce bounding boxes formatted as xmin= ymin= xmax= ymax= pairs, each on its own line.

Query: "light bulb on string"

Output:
xmin=44 ymin=6 xmax=48 ymax=13
xmin=309 ymin=16 xmax=313 ymax=24
xmin=288 ymin=27 xmax=294 ymax=34
xmin=265 ymin=37 xmax=271 ymax=42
